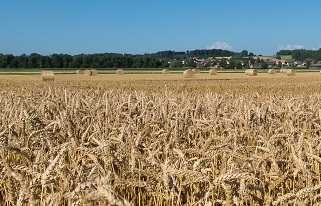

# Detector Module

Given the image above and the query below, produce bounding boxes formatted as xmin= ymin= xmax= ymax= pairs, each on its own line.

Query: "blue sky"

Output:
xmin=1 ymin=0 xmax=321 ymax=56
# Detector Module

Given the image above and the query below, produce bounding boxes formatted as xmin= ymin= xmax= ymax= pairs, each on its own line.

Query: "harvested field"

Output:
xmin=1 ymin=72 xmax=321 ymax=205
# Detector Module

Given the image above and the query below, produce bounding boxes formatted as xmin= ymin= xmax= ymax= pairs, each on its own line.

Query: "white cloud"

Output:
xmin=278 ymin=44 xmax=304 ymax=50
xmin=207 ymin=41 xmax=232 ymax=50
xmin=312 ymin=45 xmax=321 ymax=50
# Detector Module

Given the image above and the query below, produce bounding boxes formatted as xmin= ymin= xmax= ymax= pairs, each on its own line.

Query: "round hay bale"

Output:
xmin=268 ymin=69 xmax=276 ymax=74
xmin=116 ymin=69 xmax=124 ymax=75
xmin=76 ymin=69 xmax=83 ymax=74
xmin=209 ymin=69 xmax=217 ymax=75
xmin=183 ymin=69 xmax=195 ymax=78
xmin=91 ymin=69 xmax=98 ymax=76
xmin=282 ymin=69 xmax=288 ymax=74
xmin=280 ymin=68 xmax=284 ymax=73
xmin=245 ymin=69 xmax=257 ymax=76
xmin=286 ymin=69 xmax=296 ymax=76
xmin=41 ymin=70 xmax=54 ymax=81
xmin=84 ymin=69 xmax=92 ymax=76
xmin=192 ymin=69 xmax=200 ymax=74
xmin=162 ymin=69 xmax=170 ymax=74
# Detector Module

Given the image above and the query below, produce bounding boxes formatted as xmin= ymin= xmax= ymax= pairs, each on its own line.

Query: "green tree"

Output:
xmin=305 ymin=58 xmax=313 ymax=68
xmin=261 ymin=62 xmax=268 ymax=69
xmin=0 ymin=54 xmax=14 ymax=68
xmin=18 ymin=54 xmax=28 ymax=68
xmin=187 ymin=59 xmax=196 ymax=67
xmin=235 ymin=62 xmax=243 ymax=69
xmin=218 ymin=59 xmax=227 ymax=69
xmin=173 ymin=60 xmax=183 ymax=68
xmin=241 ymin=50 xmax=248 ymax=56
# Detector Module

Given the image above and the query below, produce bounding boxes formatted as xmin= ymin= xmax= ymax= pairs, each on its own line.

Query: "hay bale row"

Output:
xmin=41 ymin=70 xmax=54 ymax=81
xmin=268 ymin=69 xmax=276 ymax=74
xmin=280 ymin=68 xmax=288 ymax=74
xmin=116 ymin=69 xmax=124 ymax=75
xmin=84 ymin=69 xmax=92 ymax=76
xmin=280 ymin=68 xmax=296 ymax=76
xmin=162 ymin=69 xmax=170 ymax=74
xmin=91 ymin=69 xmax=98 ymax=76
xmin=81 ymin=69 xmax=126 ymax=75
xmin=192 ymin=69 xmax=200 ymax=74
xmin=286 ymin=69 xmax=296 ymax=76
xmin=245 ymin=69 xmax=257 ymax=76
xmin=209 ymin=69 xmax=217 ymax=75
xmin=183 ymin=69 xmax=195 ymax=78
xmin=83 ymin=69 xmax=98 ymax=76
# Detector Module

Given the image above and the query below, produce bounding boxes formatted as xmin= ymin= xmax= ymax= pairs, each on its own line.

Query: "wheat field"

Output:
xmin=1 ymin=73 xmax=321 ymax=205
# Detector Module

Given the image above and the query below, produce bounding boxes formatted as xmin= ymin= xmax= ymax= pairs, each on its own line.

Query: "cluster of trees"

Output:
xmin=277 ymin=49 xmax=321 ymax=62
xmin=155 ymin=49 xmax=236 ymax=59
xmin=0 ymin=53 xmax=165 ymax=69
xmin=0 ymin=49 xmax=248 ymax=69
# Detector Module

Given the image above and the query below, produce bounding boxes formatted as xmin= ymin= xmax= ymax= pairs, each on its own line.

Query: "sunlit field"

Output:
xmin=1 ymin=71 xmax=321 ymax=205
xmin=0 ymin=71 xmax=319 ymax=81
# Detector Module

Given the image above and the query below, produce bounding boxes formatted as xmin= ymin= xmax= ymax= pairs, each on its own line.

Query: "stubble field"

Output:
xmin=1 ymin=72 xmax=321 ymax=205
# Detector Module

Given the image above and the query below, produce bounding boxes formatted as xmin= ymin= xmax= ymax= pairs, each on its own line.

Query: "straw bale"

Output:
xmin=41 ymin=70 xmax=54 ymax=81
xmin=116 ymin=69 xmax=124 ymax=75
xmin=162 ymin=69 xmax=170 ymax=74
xmin=183 ymin=69 xmax=195 ymax=78
xmin=84 ymin=69 xmax=92 ymax=76
xmin=286 ymin=69 xmax=296 ymax=76
xmin=245 ymin=69 xmax=257 ymax=76
xmin=268 ymin=69 xmax=276 ymax=74
xmin=91 ymin=69 xmax=98 ymax=76
xmin=282 ymin=69 xmax=288 ymax=74
xmin=192 ymin=69 xmax=200 ymax=74
xmin=209 ymin=69 xmax=217 ymax=75
xmin=280 ymin=68 xmax=284 ymax=73
xmin=76 ymin=70 xmax=83 ymax=74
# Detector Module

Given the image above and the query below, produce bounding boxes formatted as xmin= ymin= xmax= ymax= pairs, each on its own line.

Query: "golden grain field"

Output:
xmin=1 ymin=72 xmax=321 ymax=205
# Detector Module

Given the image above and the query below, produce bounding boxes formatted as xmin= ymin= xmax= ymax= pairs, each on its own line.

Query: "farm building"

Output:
xmin=309 ymin=64 xmax=321 ymax=70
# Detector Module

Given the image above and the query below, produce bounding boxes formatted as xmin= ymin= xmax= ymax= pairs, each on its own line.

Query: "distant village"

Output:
xmin=168 ymin=57 xmax=321 ymax=70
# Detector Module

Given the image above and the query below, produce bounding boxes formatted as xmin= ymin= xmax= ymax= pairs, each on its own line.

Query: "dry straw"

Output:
xmin=41 ymin=70 xmax=54 ymax=81
xmin=76 ymin=70 xmax=83 ymax=74
xmin=91 ymin=69 xmax=98 ymax=76
xmin=268 ymin=69 xmax=276 ymax=74
xmin=282 ymin=69 xmax=288 ymax=74
xmin=245 ymin=69 xmax=257 ymax=76
xmin=84 ymin=69 xmax=92 ymax=76
xmin=209 ymin=69 xmax=217 ymax=75
xmin=280 ymin=68 xmax=284 ymax=73
xmin=286 ymin=69 xmax=296 ymax=76
xmin=183 ymin=69 xmax=195 ymax=78
xmin=162 ymin=69 xmax=170 ymax=74
xmin=116 ymin=69 xmax=124 ymax=75
xmin=192 ymin=69 xmax=200 ymax=74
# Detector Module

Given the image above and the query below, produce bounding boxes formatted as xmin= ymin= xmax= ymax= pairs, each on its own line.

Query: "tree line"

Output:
xmin=0 ymin=53 xmax=164 ymax=69
xmin=155 ymin=49 xmax=236 ymax=59
xmin=277 ymin=49 xmax=321 ymax=62
xmin=0 ymin=49 xmax=239 ymax=69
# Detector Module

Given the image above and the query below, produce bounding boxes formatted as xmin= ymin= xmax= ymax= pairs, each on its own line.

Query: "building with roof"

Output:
xmin=309 ymin=64 xmax=321 ymax=70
